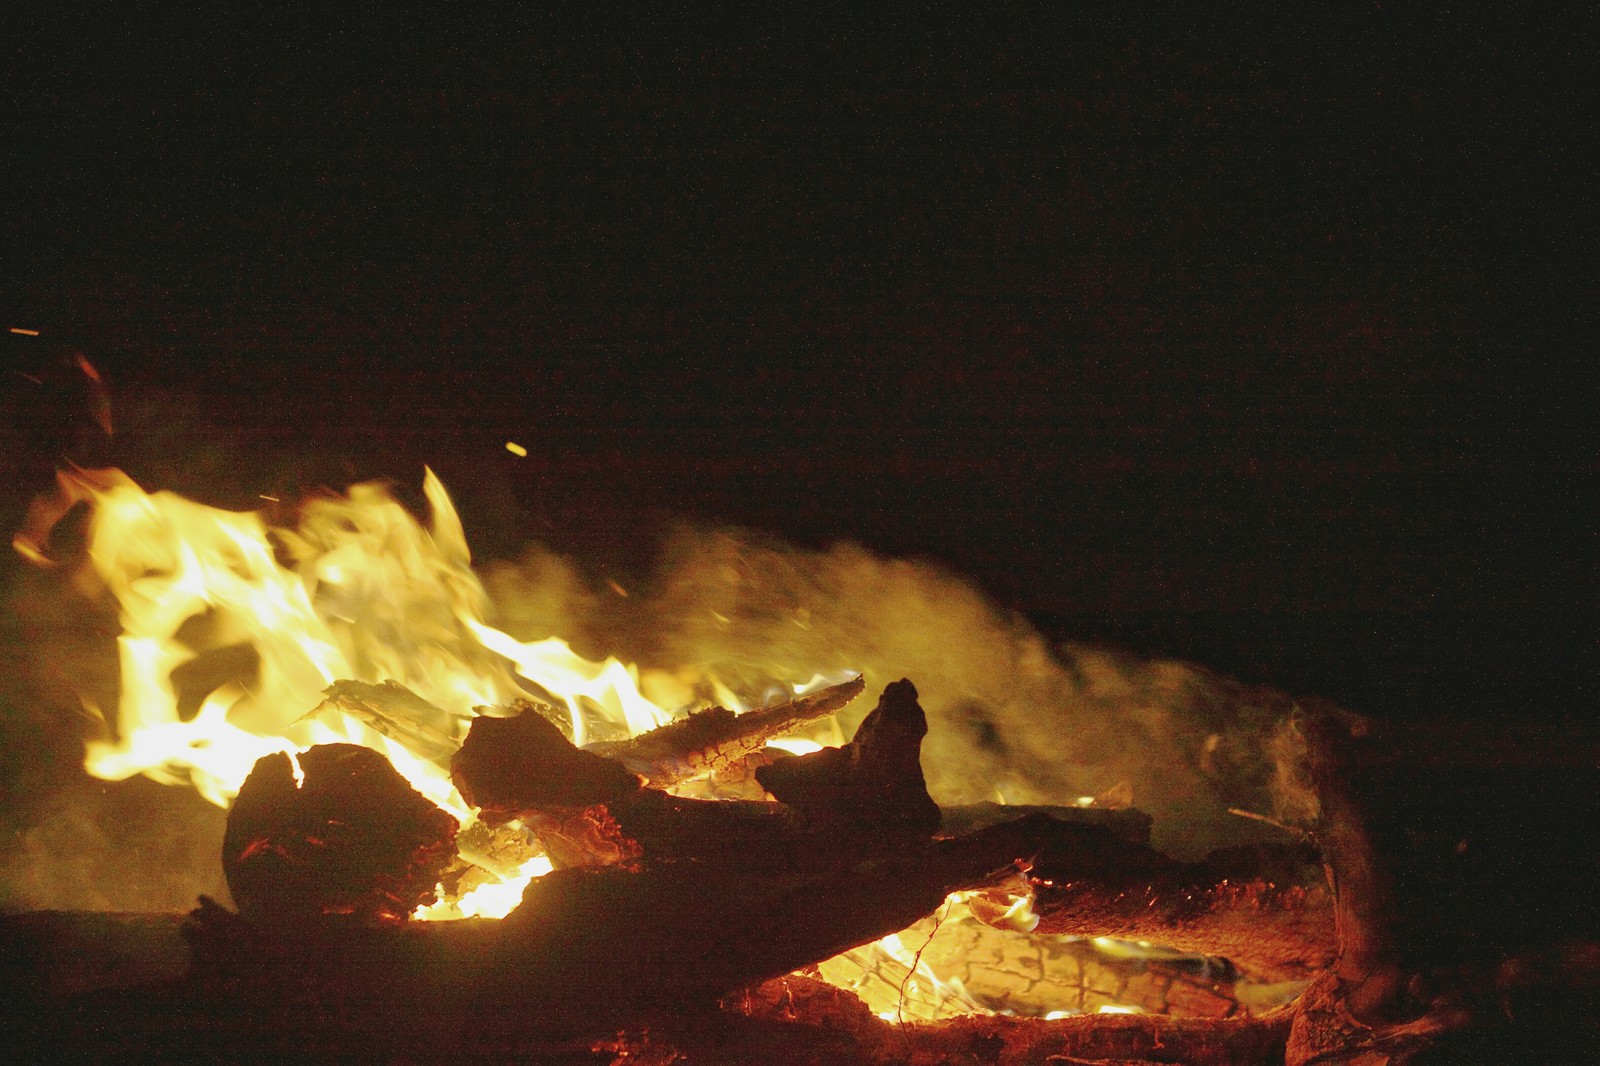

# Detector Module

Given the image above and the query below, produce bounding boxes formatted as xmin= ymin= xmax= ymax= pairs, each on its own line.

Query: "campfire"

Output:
xmin=3 ymin=467 xmax=1595 ymax=1064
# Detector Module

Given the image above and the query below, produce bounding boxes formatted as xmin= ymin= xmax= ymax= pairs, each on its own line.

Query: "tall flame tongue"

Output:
xmin=14 ymin=465 xmax=671 ymax=850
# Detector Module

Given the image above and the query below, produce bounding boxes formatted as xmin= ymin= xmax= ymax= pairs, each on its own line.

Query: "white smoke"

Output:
xmin=481 ymin=525 xmax=1305 ymax=858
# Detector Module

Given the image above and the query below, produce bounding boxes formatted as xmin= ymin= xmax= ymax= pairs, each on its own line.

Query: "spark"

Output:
xmin=9 ymin=327 xmax=40 ymax=336
xmin=505 ymin=441 xmax=528 ymax=457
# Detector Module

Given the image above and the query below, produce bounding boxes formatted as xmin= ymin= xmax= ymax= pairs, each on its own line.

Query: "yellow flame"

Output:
xmin=15 ymin=467 xmax=690 ymax=914
xmin=17 ymin=467 xmax=675 ymax=810
xmin=413 ymin=855 xmax=554 ymax=921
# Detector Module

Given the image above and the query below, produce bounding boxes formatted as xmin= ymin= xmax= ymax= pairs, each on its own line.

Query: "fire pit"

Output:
xmin=2 ymin=467 xmax=1596 ymax=1064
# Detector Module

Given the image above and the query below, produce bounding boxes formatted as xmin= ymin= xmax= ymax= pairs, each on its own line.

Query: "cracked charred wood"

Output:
xmin=458 ymin=679 xmax=915 ymax=868
xmin=221 ymin=744 xmax=457 ymax=927
xmin=450 ymin=704 xmax=818 ymax=868
xmin=473 ymin=811 xmax=1326 ymax=1018
xmin=712 ymin=975 xmax=1296 ymax=1066
xmin=477 ymin=815 xmax=1044 ymax=1016
xmin=756 ymin=677 xmax=942 ymax=838
xmin=450 ymin=697 xmax=641 ymax=819
xmin=454 ymin=679 xmax=1330 ymax=990
xmin=1006 ymin=817 xmax=1335 ymax=984
xmin=586 ymin=674 xmax=866 ymax=788
xmin=167 ymin=818 xmax=1041 ymax=1039
xmin=884 ymin=1008 xmax=1294 ymax=1066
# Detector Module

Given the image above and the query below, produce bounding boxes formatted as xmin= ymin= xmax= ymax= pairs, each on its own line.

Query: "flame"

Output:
xmin=816 ymin=894 xmax=989 ymax=1022
xmin=15 ymin=466 xmax=686 ymax=914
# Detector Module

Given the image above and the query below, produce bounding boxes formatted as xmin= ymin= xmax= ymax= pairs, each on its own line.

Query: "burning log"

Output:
xmin=448 ymin=679 xmax=916 ymax=870
xmin=218 ymin=679 xmax=1339 ymax=1015
xmin=221 ymin=743 xmax=457 ymax=927
xmin=586 ymin=674 xmax=866 ymax=788
xmin=1021 ymin=822 xmax=1336 ymax=984
xmin=755 ymin=677 xmax=942 ymax=838
xmin=939 ymin=800 xmax=1154 ymax=845
xmin=24 ymin=678 xmax=1600 ymax=1064
xmin=717 ymin=975 xmax=1297 ymax=1065
xmin=450 ymin=697 xmax=640 ymax=816
xmin=477 ymin=817 xmax=1041 ymax=1015
xmin=318 ymin=679 xmax=462 ymax=767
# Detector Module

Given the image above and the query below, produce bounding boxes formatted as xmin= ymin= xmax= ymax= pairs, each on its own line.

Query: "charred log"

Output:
xmin=1020 ymin=821 xmax=1336 ymax=983
xmin=221 ymin=744 xmax=457 ymax=927
xmin=756 ymin=677 xmax=942 ymax=838
xmin=476 ymin=812 xmax=1323 ymax=1017
xmin=450 ymin=697 xmax=641 ymax=818
xmin=722 ymin=975 xmax=1295 ymax=1065
xmin=588 ymin=675 xmax=865 ymax=789
xmin=318 ymin=679 xmax=461 ymax=767
xmin=940 ymin=800 xmax=1154 ymax=845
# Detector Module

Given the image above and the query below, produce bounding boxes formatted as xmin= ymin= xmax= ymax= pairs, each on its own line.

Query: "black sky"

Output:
xmin=2 ymin=9 xmax=1594 ymax=719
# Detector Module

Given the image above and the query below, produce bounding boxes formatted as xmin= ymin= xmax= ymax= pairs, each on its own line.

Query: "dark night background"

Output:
xmin=1 ymin=8 xmax=1594 ymax=723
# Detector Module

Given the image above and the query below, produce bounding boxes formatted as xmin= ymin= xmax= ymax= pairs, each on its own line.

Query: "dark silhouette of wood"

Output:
xmin=221 ymin=744 xmax=457 ymax=927
xmin=451 ymin=698 xmax=640 ymax=818
xmin=756 ymin=677 xmax=941 ymax=838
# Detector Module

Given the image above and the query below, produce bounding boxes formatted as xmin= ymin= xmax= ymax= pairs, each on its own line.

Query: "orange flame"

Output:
xmin=15 ymin=466 xmax=681 ymax=915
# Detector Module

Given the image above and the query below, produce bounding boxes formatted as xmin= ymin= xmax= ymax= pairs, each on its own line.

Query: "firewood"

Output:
xmin=586 ymin=674 xmax=866 ymax=788
xmin=0 ymin=911 xmax=189 ymax=1001
xmin=939 ymin=800 xmax=1154 ymax=845
xmin=474 ymin=816 xmax=1043 ymax=1015
xmin=221 ymin=744 xmax=458 ymax=927
xmin=1284 ymin=707 xmax=1600 ymax=1063
xmin=450 ymin=697 xmax=641 ymax=819
xmin=475 ymin=811 xmax=1321 ymax=1017
xmin=755 ymin=677 xmax=942 ymax=838
xmin=972 ymin=814 xmax=1336 ymax=984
